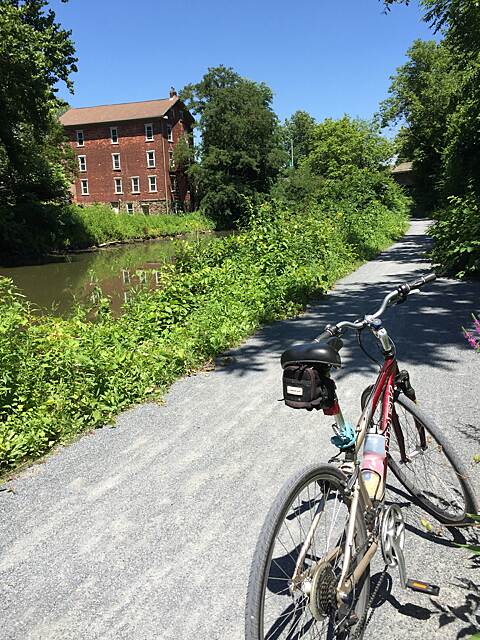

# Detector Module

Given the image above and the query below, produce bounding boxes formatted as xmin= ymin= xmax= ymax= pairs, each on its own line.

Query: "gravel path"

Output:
xmin=1 ymin=219 xmax=479 ymax=640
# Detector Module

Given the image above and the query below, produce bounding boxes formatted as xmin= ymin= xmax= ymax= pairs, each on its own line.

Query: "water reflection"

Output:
xmin=0 ymin=233 xmax=222 ymax=316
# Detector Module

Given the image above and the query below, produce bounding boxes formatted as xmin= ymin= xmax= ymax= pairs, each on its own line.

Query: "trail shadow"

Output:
xmin=214 ymin=225 xmax=480 ymax=381
xmin=430 ymin=577 xmax=480 ymax=639
xmin=370 ymin=571 xmax=434 ymax=620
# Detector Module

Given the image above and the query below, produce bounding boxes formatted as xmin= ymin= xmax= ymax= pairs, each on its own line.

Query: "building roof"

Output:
xmin=391 ymin=161 xmax=413 ymax=174
xmin=60 ymin=96 xmax=180 ymax=127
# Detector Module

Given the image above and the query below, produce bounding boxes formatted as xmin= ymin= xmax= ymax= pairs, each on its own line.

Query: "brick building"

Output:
xmin=60 ymin=90 xmax=194 ymax=214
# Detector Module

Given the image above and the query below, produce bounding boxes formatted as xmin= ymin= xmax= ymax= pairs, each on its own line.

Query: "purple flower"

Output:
xmin=464 ymin=328 xmax=480 ymax=350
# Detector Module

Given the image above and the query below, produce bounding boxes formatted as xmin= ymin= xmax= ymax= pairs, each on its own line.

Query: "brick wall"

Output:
xmin=66 ymin=107 xmax=191 ymax=213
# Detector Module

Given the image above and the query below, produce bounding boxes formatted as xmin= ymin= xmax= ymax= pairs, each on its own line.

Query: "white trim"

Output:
xmin=167 ymin=124 xmax=173 ymax=142
xmin=80 ymin=178 xmax=89 ymax=195
xmin=76 ymin=130 xmax=84 ymax=147
xmin=110 ymin=126 xmax=119 ymax=144
xmin=112 ymin=153 xmax=121 ymax=170
xmin=126 ymin=202 xmax=134 ymax=214
xmin=114 ymin=177 xmax=123 ymax=194
xmin=168 ymin=149 xmax=174 ymax=170
xmin=148 ymin=175 xmax=157 ymax=193
xmin=131 ymin=176 xmax=140 ymax=194
xmin=144 ymin=122 xmax=154 ymax=141
xmin=78 ymin=154 xmax=87 ymax=172
xmin=146 ymin=149 xmax=156 ymax=168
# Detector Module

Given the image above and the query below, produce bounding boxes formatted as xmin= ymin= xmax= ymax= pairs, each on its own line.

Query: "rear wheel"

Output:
xmin=388 ymin=395 xmax=477 ymax=525
xmin=245 ymin=464 xmax=370 ymax=640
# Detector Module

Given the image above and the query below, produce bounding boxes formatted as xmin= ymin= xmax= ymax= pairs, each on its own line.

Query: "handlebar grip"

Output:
xmin=408 ymin=273 xmax=437 ymax=290
xmin=314 ymin=329 xmax=334 ymax=343
xmin=397 ymin=273 xmax=436 ymax=299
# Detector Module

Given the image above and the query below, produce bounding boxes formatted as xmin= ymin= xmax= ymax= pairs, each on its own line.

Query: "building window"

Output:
xmin=145 ymin=123 xmax=154 ymax=141
xmin=148 ymin=175 xmax=157 ymax=192
xmin=111 ymin=202 xmax=120 ymax=213
xmin=167 ymin=125 xmax=173 ymax=142
xmin=112 ymin=153 xmax=121 ymax=170
xmin=80 ymin=179 xmax=89 ymax=195
xmin=146 ymin=150 xmax=156 ymax=168
xmin=76 ymin=130 xmax=84 ymax=146
xmin=126 ymin=202 xmax=134 ymax=214
xmin=141 ymin=204 xmax=150 ymax=215
xmin=131 ymin=176 xmax=140 ymax=193
xmin=168 ymin=149 xmax=174 ymax=170
xmin=110 ymin=126 xmax=119 ymax=144
xmin=78 ymin=155 xmax=87 ymax=172
xmin=114 ymin=177 xmax=123 ymax=194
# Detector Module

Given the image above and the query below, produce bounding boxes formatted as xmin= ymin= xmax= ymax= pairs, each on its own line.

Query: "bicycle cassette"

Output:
xmin=380 ymin=504 xmax=407 ymax=588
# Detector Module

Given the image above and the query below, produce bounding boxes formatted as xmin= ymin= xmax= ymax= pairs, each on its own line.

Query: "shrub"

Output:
xmin=429 ymin=195 xmax=480 ymax=277
xmin=0 ymin=199 xmax=408 ymax=472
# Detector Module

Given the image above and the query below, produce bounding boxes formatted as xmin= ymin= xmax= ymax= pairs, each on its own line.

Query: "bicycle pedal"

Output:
xmin=406 ymin=579 xmax=440 ymax=596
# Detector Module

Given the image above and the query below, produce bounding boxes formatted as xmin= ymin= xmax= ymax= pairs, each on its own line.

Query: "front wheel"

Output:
xmin=388 ymin=394 xmax=478 ymax=525
xmin=246 ymin=464 xmax=370 ymax=640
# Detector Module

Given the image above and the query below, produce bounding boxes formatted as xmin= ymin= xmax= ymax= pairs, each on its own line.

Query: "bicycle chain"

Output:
xmin=349 ymin=565 xmax=389 ymax=640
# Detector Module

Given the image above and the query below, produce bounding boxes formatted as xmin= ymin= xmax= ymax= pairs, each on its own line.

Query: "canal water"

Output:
xmin=0 ymin=233 xmax=221 ymax=316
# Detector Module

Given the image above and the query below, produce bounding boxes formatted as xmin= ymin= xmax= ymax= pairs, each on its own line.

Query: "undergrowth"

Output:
xmin=0 ymin=198 xmax=409 ymax=472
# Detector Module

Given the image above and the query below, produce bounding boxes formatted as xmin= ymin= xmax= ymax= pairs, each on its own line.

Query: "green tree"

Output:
xmin=380 ymin=2 xmax=480 ymax=206
xmin=379 ymin=40 xmax=455 ymax=210
xmin=282 ymin=110 xmax=316 ymax=168
xmin=180 ymin=65 xmax=286 ymax=224
xmin=276 ymin=116 xmax=398 ymax=210
xmin=0 ymin=0 xmax=77 ymax=205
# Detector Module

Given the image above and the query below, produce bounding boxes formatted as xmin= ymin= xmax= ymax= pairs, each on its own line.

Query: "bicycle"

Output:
xmin=245 ymin=274 xmax=478 ymax=640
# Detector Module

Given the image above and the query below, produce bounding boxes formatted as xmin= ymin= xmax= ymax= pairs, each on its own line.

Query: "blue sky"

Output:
xmin=51 ymin=0 xmax=434 ymax=124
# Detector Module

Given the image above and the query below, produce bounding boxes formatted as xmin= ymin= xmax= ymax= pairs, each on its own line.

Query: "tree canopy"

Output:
xmin=0 ymin=0 xmax=77 ymax=205
xmin=274 ymin=116 xmax=400 ymax=213
xmin=180 ymin=65 xmax=286 ymax=223
xmin=380 ymin=0 xmax=480 ymax=208
xmin=281 ymin=110 xmax=316 ymax=169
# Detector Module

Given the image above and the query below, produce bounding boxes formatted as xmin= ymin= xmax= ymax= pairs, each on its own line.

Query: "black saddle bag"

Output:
xmin=283 ymin=364 xmax=336 ymax=410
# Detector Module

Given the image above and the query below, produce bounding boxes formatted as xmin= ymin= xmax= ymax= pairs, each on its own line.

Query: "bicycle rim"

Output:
xmin=247 ymin=465 xmax=369 ymax=640
xmin=388 ymin=395 xmax=476 ymax=524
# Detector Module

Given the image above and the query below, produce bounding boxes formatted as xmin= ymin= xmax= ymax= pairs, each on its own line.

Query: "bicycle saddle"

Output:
xmin=281 ymin=342 xmax=342 ymax=369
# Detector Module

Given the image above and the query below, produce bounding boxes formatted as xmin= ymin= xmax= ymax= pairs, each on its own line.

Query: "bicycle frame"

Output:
xmin=336 ymin=353 xmax=398 ymax=598
xmin=291 ymin=350 xmax=401 ymax=599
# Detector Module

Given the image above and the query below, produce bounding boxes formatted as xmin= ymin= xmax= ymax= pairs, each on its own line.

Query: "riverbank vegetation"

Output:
xmin=381 ymin=0 xmax=480 ymax=276
xmin=0 ymin=202 xmax=215 ymax=259
xmin=0 ymin=190 xmax=408 ymax=471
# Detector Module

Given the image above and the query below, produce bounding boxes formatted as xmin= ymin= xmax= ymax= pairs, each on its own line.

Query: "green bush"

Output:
xmin=429 ymin=195 xmax=480 ymax=277
xmin=0 ymin=199 xmax=408 ymax=472
xmin=0 ymin=202 xmax=215 ymax=257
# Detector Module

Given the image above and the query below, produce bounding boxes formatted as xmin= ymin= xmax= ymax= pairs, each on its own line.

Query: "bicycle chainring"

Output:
xmin=380 ymin=504 xmax=406 ymax=587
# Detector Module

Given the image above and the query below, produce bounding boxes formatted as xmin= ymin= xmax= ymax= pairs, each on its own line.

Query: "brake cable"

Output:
xmin=357 ymin=328 xmax=381 ymax=367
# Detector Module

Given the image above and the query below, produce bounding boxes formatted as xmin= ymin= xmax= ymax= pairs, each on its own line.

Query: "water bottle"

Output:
xmin=361 ymin=433 xmax=386 ymax=500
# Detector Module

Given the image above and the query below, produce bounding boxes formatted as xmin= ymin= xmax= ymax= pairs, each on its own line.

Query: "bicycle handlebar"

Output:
xmin=314 ymin=273 xmax=436 ymax=341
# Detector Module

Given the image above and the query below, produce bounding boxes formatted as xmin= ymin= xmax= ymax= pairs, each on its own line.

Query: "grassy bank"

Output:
xmin=0 ymin=202 xmax=215 ymax=258
xmin=0 ymin=197 xmax=409 ymax=473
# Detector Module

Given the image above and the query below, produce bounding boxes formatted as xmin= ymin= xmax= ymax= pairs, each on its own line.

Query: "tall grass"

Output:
xmin=0 ymin=202 xmax=215 ymax=257
xmin=0 ymin=198 xmax=409 ymax=473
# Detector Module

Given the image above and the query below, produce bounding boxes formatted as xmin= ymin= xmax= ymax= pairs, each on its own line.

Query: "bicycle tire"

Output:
xmin=245 ymin=464 xmax=370 ymax=640
xmin=388 ymin=394 xmax=478 ymax=525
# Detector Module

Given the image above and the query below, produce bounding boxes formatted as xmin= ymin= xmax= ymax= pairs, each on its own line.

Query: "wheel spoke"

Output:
xmin=389 ymin=397 xmax=469 ymax=521
xmin=252 ymin=469 xmax=369 ymax=640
